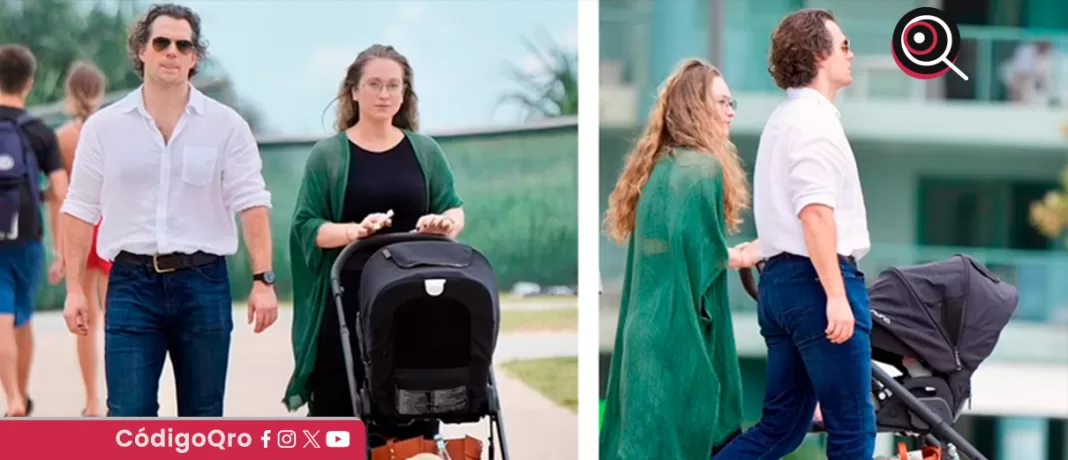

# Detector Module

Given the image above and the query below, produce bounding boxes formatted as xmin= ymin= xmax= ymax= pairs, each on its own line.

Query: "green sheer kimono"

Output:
xmin=282 ymin=130 xmax=464 ymax=411
xmin=599 ymin=148 xmax=745 ymax=460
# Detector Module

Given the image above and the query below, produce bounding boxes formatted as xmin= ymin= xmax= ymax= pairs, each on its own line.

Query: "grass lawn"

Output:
xmin=498 ymin=293 xmax=576 ymax=306
xmin=502 ymin=357 xmax=577 ymax=413
xmin=500 ymin=308 xmax=577 ymax=333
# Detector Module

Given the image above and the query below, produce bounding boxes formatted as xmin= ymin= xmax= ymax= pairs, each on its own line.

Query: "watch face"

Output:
xmin=260 ymin=271 xmax=275 ymax=284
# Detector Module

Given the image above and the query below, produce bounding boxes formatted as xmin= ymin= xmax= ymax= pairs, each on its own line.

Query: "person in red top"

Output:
xmin=50 ymin=60 xmax=108 ymax=417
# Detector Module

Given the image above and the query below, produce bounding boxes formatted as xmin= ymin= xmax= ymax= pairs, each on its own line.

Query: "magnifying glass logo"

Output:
xmin=891 ymin=7 xmax=968 ymax=81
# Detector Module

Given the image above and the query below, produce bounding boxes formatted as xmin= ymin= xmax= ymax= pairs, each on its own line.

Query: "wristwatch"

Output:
xmin=253 ymin=271 xmax=276 ymax=286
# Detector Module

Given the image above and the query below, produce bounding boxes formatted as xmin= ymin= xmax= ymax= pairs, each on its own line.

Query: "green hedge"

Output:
xmin=34 ymin=119 xmax=578 ymax=310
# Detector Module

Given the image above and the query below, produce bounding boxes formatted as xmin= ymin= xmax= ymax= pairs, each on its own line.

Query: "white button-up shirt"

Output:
xmin=61 ymin=85 xmax=272 ymax=260
xmin=752 ymin=87 xmax=870 ymax=260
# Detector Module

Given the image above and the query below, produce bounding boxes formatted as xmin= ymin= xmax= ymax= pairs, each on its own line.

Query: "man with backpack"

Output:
xmin=0 ymin=44 xmax=69 ymax=417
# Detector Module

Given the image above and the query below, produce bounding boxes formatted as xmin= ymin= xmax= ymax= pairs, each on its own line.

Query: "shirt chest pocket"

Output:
xmin=181 ymin=146 xmax=219 ymax=187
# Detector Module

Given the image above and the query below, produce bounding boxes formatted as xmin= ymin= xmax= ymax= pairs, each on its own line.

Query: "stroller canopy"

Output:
xmin=867 ymin=254 xmax=1018 ymax=374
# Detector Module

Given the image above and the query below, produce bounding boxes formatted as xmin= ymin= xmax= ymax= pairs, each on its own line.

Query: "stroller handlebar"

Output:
xmin=329 ymin=232 xmax=454 ymax=283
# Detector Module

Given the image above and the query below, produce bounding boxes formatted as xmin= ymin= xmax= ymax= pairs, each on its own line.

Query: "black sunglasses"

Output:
xmin=151 ymin=36 xmax=195 ymax=54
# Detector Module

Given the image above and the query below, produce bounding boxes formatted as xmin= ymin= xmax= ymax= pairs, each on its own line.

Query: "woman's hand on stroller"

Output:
xmin=360 ymin=211 xmax=394 ymax=236
xmin=345 ymin=223 xmax=370 ymax=242
xmin=414 ymin=213 xmax=454 ymax=236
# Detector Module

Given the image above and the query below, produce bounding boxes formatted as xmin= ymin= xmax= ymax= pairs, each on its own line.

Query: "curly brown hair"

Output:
xmin=334 ymin=44 xmax=419 ymax=132
xmin=768 ymin=8 xmax=837 ymax=89
xmin=603 ymin=59 xmax=749 ymax=244
xmin=126 ymin=3 xmax=208 ymax=79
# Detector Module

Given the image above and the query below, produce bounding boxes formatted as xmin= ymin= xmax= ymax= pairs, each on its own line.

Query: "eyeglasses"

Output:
xmin=151 ymin=36 xmax=195 ymax=55
xmin=718 ymin=98 xmax=738 ymax=110
xmin=361 ymin=81 xmax=404 ymax=95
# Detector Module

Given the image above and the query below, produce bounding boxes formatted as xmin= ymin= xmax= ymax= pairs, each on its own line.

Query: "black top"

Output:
xmin=0 ymin=105 xmax=64 ymax=245
xmin=341 ymin=136 xmax=427 ymax=234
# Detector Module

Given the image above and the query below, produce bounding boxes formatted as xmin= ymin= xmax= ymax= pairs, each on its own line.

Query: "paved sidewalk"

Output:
xmin=2 ymin=305 xmax=577 ymax=460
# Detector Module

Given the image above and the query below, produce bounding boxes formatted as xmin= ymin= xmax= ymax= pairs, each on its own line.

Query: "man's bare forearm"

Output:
xmin=62 ymin=214 xmax=94 ymax=293
xmin=799 ymin=205 xmax=846 ymax=299
xmin=47 ymin=171 xmax=69 ymax=254
xmin=240 ymin=206 xmax=272 ymax=274
xmin=47 ymin=197 xmax=62 ymax=254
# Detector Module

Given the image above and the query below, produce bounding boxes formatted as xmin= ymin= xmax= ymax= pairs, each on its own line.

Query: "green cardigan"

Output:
xmin=283 ymin=130 xmax=464 ymax=411
xmin=599 ymin=148 xmax=745 ymax=459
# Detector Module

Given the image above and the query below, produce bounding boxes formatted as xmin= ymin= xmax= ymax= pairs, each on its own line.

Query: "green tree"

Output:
xmin=498 ymin=28 xmax=578 ymax=120
xmin=0 ymin=0 xmax=143 ymax=106
xmin=5 ymin=0 xmax=268 ymax=133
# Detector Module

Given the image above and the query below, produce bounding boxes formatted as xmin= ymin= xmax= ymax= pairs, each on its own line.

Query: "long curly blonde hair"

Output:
xmin=604 ymin=59 xmax=749 ymax=244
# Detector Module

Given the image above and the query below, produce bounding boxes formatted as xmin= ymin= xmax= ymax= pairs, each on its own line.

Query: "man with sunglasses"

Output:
xmin=60 ymin=3 xmax=277 ymax=417
xmin=714 ymin=8 xmax=876 ymax=460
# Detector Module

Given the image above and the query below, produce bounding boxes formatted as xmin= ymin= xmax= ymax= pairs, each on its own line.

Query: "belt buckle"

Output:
xmin=152 ymin=254 xmax=176 ymax=274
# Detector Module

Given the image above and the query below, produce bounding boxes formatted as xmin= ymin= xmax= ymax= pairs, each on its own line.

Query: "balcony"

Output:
xmin=724 ymin=16 xmax=1068 ymax=105
xmin=600 ymin=243 xmax=1068 ymax=325
xmin=600 ymin=5 xmax=1068 ymax=130
xmin=716 ymin=244 xmax=1068 ymax=324
xmin=599 ymin=3 xmax=651 ymax=128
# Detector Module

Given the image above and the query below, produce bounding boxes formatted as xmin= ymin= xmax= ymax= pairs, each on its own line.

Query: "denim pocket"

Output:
xmin=190 ymin=260 xmax=229 ymax=284
xmin=107 ymin=262 xmax=141 ymax=282
xmin=846 ymin=278 xmax=873 ymax=333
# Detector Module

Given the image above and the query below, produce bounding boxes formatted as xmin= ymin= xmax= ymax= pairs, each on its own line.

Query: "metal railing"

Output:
xmin=601 ymin=6 xmax=1068 ymax=106
xmin=600 ymin=243 xmax=1068 ymax=325
xmin=717 ymin=243 xmax=1068 ymax=325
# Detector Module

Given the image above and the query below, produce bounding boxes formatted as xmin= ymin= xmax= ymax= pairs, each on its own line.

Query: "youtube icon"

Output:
xmin=326 ymin=431 xmax=350 ymax=448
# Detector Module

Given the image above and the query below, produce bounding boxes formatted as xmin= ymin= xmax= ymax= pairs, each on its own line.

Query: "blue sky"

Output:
xmin=162 ymin=0 xmax=577 ymax=136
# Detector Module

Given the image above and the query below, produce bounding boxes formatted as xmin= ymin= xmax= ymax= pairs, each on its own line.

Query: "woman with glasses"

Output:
xmin=599 ymin=58 xmax=760 ymax=460
xmin=284 ymin=44 xmax=465 ymax=446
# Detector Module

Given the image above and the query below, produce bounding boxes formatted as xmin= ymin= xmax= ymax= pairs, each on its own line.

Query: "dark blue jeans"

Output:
xmin=714 ymin=254 xmax=876 ymax=460
xmin=104 ymin=256 xmax=233 ymax=417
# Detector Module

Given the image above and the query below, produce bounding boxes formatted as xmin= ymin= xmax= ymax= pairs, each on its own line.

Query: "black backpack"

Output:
xmin=0 ymin=113 xmax=40 ymax=241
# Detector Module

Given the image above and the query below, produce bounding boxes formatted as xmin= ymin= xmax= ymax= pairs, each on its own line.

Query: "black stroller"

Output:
xmin=739 ymin=253 xmax=1018 ymax=460
xmin=329 ymin=232 xmax=510 ymax=459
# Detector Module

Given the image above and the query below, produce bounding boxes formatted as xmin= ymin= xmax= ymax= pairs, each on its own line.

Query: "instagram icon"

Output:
xmin=277 ymin=430 xmax=297 ymax=449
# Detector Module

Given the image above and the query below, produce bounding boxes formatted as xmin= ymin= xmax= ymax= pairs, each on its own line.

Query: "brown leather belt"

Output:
xmin=114 ymin=251 xmax=221 ymax=274
xmin=769 ymin=252 xmax=857 ymax=268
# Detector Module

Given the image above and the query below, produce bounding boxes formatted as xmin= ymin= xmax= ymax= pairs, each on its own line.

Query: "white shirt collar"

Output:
xmin=113 ymin=82 xmax=206 ymax=118
xmin=785 ymin=87 xmax=840 ymax=119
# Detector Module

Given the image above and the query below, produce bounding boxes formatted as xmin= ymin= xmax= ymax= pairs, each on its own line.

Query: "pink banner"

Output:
xmin=0 ymin=418 xmax=366 ymax=458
